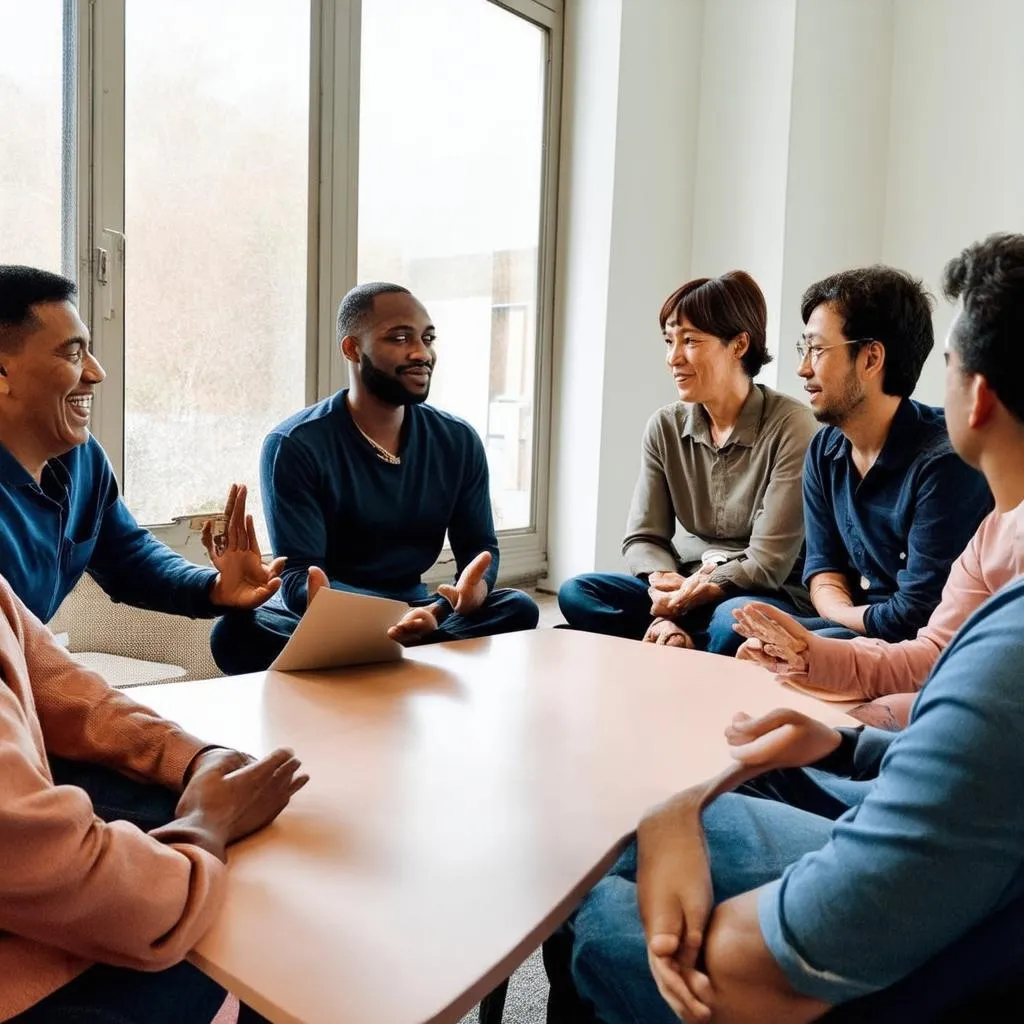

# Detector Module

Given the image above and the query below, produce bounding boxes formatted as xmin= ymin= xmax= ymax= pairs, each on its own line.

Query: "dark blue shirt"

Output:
xmin=261 ymin=389 xmax=499 ymax=612
xmin=0 ymin=437 xmax=218 ymax=623
xmin=802 ymin=398 xmax=992 ymax=642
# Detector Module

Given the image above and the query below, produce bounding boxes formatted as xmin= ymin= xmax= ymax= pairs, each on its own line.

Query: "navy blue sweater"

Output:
xmin=261 ymin=390 xmax=499 ymax=612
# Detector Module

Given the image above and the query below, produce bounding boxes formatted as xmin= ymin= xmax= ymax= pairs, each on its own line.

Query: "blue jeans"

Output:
xmin=560 ymin=768 xmax=1024 ymax=1024
xmin=210 ymin=585 xmax=540 ymax=674
xmin=567 ymin=768 xmax=856 ymax=1024
xmin=14 ymin=759 xmax=268 ymax=1024
xmin=557 ymin=573 xmax=812 ymax=655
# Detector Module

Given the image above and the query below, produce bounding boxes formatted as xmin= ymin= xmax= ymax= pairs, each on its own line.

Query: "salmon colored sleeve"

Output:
xmin=11 ymin=586 xmax=209 ymax=790
xmin=802 ymin=524 xmax=988 ymax=699
xmin=0 ymin=726 xmax=225 ymax=970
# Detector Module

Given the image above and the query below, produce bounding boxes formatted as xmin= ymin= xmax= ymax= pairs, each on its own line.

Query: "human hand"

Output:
xmin=183 ymin=746 xmax=254 ymax=787
xmin=174 ymin=747 xmax=309 ymax=860
xmin=436 ymin=551 xmax=491 ymax=616
xmin=725 ymin=708 xmax=841 ymax=772
xmin=205 ymin=485 xmax=287 ymax=610
xmin=306 ymin=566 xmax=330 ymax=610
xmin=387 ymin=606 xmax=441 ymax=645
xmin=637 ymin=788 xmax=715 ymax=1021
xmin=643 ymin=617 xmax=694 ymax=648
xmin=648 ymin=571 xmax=686 ymax=593
xmin=731 ymin=602 xmax=812 ymax=675
xmin=649 ymin=563 xmax=722 ymax=619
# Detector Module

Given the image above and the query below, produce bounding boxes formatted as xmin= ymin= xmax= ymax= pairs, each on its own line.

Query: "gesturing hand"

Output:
xmin=725 ymin=708 xmax=841 ymax=772
xmin=205 ymin=484 xmax=287 ymax=610
xmin=637 ymin=788 xmax=715 ymax=1022
xmin=387 ymin=551 xmax=493 ymax=645
xmin=436 ymin=551 xmax=491 ymax=615
xmin=732 ymin=602 xmax=813 ymax=676
xmin=306 ymin=566 xmax=330 ymax=610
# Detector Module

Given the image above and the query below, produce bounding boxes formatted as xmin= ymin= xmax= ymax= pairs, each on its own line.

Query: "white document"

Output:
xmin=269 ymin=587 xmax=408 ymax=672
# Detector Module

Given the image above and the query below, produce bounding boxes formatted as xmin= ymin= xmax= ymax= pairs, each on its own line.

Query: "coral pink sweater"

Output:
xmin=801 ymin=502 xmax=1024 ymax=704
xmin=0 ymin=576 xmax=226 ymax=1021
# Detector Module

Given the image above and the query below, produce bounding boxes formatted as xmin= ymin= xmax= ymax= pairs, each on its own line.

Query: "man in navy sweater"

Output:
xmin=210 ymin=283 xmax=539 ymax=673
xmin=0 ymin=266 xmax=284 ymax=636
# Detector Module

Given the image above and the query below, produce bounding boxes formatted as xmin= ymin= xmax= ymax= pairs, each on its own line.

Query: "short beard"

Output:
xmin=358 ymin=353 xmax=431 ymax=406
xmin=813 ymin=370 xmax=866 ymax=427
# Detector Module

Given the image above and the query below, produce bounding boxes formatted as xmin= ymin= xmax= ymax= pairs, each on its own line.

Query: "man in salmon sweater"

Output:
xmin=0 ymin=573 xmax=307 ymax=1023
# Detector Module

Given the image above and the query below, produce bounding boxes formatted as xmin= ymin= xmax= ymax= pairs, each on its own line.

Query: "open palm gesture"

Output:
xmin=204 ymin=484 xmax=286 ymax=610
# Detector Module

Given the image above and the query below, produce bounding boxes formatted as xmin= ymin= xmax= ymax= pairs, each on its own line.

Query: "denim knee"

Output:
xmin=501 ymin=589 xmax=540 ymax=630
xmin=571 ymin=874 xmax=673 ymax=1024
xmin=558 ymin=574 xmax=594 ymax=625
xmin=705 ymin=596 xmax=754 ymax=656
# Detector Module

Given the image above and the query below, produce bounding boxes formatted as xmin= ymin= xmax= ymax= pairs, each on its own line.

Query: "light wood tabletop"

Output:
xmin=137 ymin=628 xmax=858 ymax=1024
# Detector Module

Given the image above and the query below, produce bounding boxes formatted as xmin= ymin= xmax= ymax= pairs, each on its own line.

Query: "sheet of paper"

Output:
xmin=269 ymin=587 xmax=408 ymax=672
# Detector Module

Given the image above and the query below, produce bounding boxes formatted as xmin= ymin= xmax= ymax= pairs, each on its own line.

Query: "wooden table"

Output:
xmin=138 ymin=629 xmax=857 ymax=1024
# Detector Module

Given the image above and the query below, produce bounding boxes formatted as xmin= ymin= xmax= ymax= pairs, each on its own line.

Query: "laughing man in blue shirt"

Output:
xmin=0 ymin=266 xmax=289 ymax=635
xmin=209 ymin=283 xmax=539 ymax=674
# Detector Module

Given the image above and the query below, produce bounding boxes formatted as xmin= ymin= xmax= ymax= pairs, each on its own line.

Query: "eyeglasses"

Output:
xmin=795 ymin=337 xmax=875 ymax=367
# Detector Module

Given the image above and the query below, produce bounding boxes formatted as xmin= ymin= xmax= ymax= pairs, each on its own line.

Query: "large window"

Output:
xmin=358 ymin=0 xmax=547 ymax=532
xmin=6 ymin=0 xmax=559 ymax=576
xmin=0 ymin=0 xmax=75 ymax=274
xmin=122 ymin=0 xmax=311 ymax=527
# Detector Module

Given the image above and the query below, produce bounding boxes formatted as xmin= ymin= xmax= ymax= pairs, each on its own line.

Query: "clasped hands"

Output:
xmin=643 ymin=565 xmax=724 ymax=648
xmin=637 ymin=707 xmax=840 ymax=1021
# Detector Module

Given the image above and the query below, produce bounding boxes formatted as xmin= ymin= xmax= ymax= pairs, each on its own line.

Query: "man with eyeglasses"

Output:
xmin=781 ymin=266 xmax=991 ymax=645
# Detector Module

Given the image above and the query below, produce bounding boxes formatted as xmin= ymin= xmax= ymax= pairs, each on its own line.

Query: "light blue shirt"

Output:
xmin=759 ymin=575 xmax=1024 ymax=1003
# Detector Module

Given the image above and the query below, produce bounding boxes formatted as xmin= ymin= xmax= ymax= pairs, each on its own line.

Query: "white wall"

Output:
xmin=883 ymin=0 xmax=1024 ymax=405
xmin=690 ymin=0 xmax=797 ymax=382
xmin=547 ymin=0 xmax=1024 ymax=584
xmin=776 ymin=0 xmax=894 ymax=394
xmin=594 ymin=0 xmax=705 ymax=570
xmin=547 ymin=0 xmax=701 ymax=585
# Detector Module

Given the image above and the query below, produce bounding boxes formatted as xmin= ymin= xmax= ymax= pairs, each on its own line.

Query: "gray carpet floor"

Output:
xmin=458 ymin=949 xmax=547 ymax=1024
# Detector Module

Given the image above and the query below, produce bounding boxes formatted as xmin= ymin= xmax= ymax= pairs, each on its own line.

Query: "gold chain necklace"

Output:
xmin=354 ymin=421 xmax=401 ymax=465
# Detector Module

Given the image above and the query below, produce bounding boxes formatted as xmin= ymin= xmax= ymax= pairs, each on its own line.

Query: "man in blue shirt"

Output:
xmin=556 ymin=234 xmax=1024 ymax=1022
xmin=209 ymin=282 xmax=538 ymax=674
xmin=0 ymin=266 xmax=287 ymax=634
xmin=794 ymin=266 xmax=991 ymax=642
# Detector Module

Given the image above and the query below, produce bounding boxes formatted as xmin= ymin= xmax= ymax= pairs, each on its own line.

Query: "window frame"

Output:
xmin=76 ymin=0 xmax=560 ymax=584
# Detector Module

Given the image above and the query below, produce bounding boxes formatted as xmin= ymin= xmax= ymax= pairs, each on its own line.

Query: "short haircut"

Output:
xmin=800 ymin=266 xmax=934 ymax=397
xmin=943 ymin=233 xmax=1024 ymax=425
xmin=659 ymin=270 xmax=772 ymax=378
xmin=336 ymin=282 xmax=412 ymax=341
xmin=0 ymin=265 xmax=77 ymax=352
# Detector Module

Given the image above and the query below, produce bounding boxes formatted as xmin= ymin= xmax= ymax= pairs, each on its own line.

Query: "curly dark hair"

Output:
xmin=943 ymin=233 xmax=1024 ymax=424
xmin=800 ymin=266 xmax=933 ymax=397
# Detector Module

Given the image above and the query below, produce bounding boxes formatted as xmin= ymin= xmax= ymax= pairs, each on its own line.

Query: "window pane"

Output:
xmin=358 ymin=0 xmax=546 ymax=531
xmin=123 ymin=0 xmax=310 ymax=533
xmin=0 ymin=0 xmax=74 ymax=274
